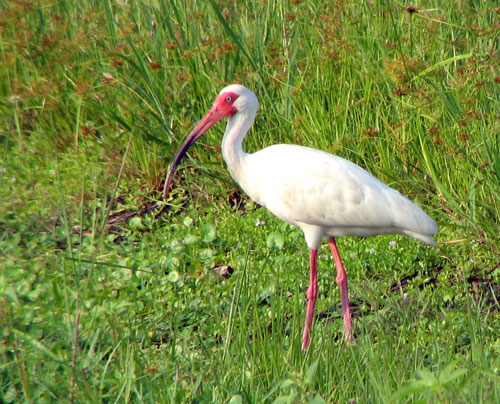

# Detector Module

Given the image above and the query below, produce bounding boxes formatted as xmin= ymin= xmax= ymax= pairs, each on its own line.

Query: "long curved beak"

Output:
xmin=163 ymin=106 xmax=227 ymax=198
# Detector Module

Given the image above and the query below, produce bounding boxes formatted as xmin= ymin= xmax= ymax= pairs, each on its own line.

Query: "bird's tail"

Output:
xmin=402 ymin=230 xmax=437 ymax=245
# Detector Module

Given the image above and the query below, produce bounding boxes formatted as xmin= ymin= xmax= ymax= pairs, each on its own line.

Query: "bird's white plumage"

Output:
xmin=166 ymin=84 xmax=439 ymax=350
xmin=241 ymin=145 xmax=437 ymax=247
xmin=218 ymin=85 xmax=438 ymax=249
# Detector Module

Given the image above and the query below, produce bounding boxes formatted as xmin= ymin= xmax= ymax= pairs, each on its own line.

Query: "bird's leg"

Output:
xmin=301 ymin=248 xmax=318 ymax=352
xmin=328 ymin=237 xmax=353 ymax=343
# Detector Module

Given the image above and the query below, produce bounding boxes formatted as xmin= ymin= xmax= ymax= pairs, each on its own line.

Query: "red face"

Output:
xmin=213 ymin=91 xmax=239 ymax=116
xmin=163 ymin=91 xmax=240 ymax=198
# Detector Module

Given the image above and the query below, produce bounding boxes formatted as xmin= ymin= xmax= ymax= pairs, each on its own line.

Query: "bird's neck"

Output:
xmin=221 ymin=110 xmax=255 ymax=181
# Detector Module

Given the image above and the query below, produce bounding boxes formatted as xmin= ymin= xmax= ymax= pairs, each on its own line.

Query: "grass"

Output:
xmin=1 ymin=0 xmax=499 ymax=402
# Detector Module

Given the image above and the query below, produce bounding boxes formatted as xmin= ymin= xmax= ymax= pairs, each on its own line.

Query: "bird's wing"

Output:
xmin=243 ymin=145 xmax=437 ymax=235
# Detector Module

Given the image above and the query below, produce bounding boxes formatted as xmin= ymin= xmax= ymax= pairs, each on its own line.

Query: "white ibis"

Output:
xmin=163 ymin=84 xmax=438 ymax=351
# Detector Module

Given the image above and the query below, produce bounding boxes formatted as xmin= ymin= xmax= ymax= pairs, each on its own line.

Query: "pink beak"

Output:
xmin=163 ymin=106 xmax=229 ymax=198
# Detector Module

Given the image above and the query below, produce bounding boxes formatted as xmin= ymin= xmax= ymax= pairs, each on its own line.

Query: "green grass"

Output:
xmin=1 ymin=0 xmax=499 ymax=402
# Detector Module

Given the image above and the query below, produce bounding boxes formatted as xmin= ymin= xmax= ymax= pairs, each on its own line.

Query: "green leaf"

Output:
xmin=306 ymin=359 xmax=320 ymax=381
xmin=228 ymin=395 xmax=243 ymax=404
xmin=439 ymin=362 xmax=468 ymax=386
xmin=4 ymin=384 xmax=17 ymax=403
xmin=410 ymin=53 xmax=473 ymax=82
xmin=390 ymin=382 xmax=428 ymax=402
xmin=166 ymin=270 xmax=180 ymax=283
xmin=0 ymin=359 xmax=21 ymax=371
xmin=267 ymin=232 xmax=284 ymax=250
xmin=200 ymin=248 xmax=214 ymax=260
xmin=280 ymin=379 xmax=294 ymax=389
xmin=184 ymin=234 xmax=199 ymax=245
xmin=129 ymin=216 xmax=143 ymax=230
xmin=200 ymin=224 xmax=216 ymax=243
xmin=12 ymin=329 xmax=63 ymax=363
xmin=3 ymin=285 xmax=19 ymax=304
xmin=308 ymin=394 xmax=328 ymax=404
xmin=415 ymin=369 xmax=439 ymax=387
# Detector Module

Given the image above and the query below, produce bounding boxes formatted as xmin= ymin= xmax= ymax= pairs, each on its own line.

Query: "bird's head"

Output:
xmin=218 ymin=84 xmax=259 ymax=116
xmin=163 ymin=85 xmax=258 ymax=198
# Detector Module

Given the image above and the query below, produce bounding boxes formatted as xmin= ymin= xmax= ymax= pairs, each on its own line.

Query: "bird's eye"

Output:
xmin=225 ymin=96 xmax=233 ymax=103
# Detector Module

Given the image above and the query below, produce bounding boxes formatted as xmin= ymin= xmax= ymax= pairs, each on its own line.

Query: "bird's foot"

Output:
xmin=343 ymin=329 xmax=354 ymax=345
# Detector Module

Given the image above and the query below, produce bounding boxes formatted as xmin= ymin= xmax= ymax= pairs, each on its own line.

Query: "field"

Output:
xmin=1 ymin=0 xmax=499 ymax=402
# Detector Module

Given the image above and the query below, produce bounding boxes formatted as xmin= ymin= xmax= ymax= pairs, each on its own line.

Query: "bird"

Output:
xmin=163 ymin=84 xmax=438 ymax=351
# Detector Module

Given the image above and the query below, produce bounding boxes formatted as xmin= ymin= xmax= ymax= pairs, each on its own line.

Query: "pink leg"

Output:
xmin=301 ymin=248 xmax=318 ymax=352
xmin=328 ymin=237 xmax=353 ymax=343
